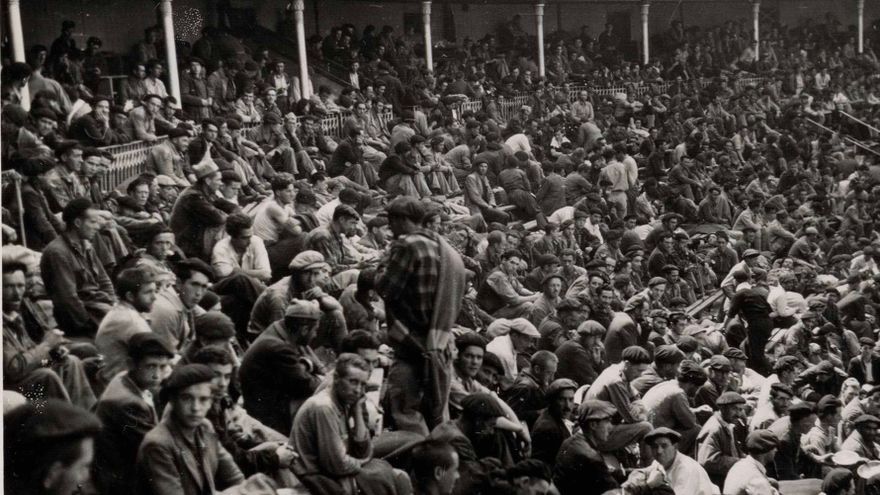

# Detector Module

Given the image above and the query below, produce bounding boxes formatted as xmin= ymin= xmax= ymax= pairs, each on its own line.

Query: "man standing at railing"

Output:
xmin=180 ymin=57 xmax=212 ymax=121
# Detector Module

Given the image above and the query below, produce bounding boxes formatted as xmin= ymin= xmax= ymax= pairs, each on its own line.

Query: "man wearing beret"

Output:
xmin=632 ymin=343 xmax=685 ymax=396
xmin=642 ymin=360 xmax=708 ymax=453
xmin=136 ymin=364 xmax=246 ymax=494
xmin=841 ymin=414 xmax=880 ymax=460
xmin=240 ymin=300 xmax=325 ymax=434
xmin=378 ymin=196 xmax=467 ymax=435
xmin=554 ymin=399 xmax=623 ymax=495
xmin=723 ymin=429 xmax=779 ymax=495
xmin=145 ymin=125 xmax=194 ymax=188
xmin=5 ymin=399 xmax=103 ymax=494
xmin=696 ymin=391 xmax=747 ymax=486
xmin=623 ymin=427 xmax=715 ymax=495
xmin=329 ymin=128 xmax=382 ymax=189
xmin=94 ymin=332 xmax=173 ymax=494
xmin=180 ymin=311 xmax=238 ymax=364
xmin=766 ymin=401 xmax=817 ymax=480
xmin=648 ymin=232 xmax=675 ymax=279
xmin=585 ymin=345 xmax=654 ymax=451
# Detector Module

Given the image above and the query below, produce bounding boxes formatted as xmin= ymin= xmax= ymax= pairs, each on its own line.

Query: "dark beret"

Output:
xmin=195 ymin=311 xmax=236 ymax=340
xmin=161 ymin=364 xmax=216 ymax=398
xmin=263 ymin=112 xmax=282 ymax=124
xmin=482 ymin=351 xmax=505 ymax=373
xmin=168 ymin=126 xmax=190 ymax=139
xmin=723 ymin=347 xmax=748 ymax=361
xmin=461 ymin=392 xmax=505 ymax=419
xmin=621 ymin=346 xmax=651 ymax=364
xmin=654 ymin=345 xmax=685 ymax=365
xmin=816 ymin=395 xmax=842 ymax=414
xmin=708 ymin=355 xmax=732 ymax=371
xmin=546 ymin=378 xmax=578 ymax=398
xmin=860 ymin=337 xmax=876 ymax=347
xmin=455 ymin=332 xmax=487 ymax=352
xmin=5 ymin=399 xmax=101 ymax=450
xmin=536 ymin=254 xmax=559 ymax=267
xmin=788 ymin=402 xmax=816 ymax=423
xmin=128 ymin=332 xmax=174 ymax=360
xmin=822 ymin=468 xmax=854 ymax=494
xmin=19 ymin=156 xmax=56 ymax=177
xmin=677 ymin=335 xmax=700 ymax=353
xmin=770 ymin=382 xmax=795 ymax=397
xmin=678 ymin=360 xmax=708 ymax=385
xmin=386 ymin=196 xmax=424 ymax=220
xmin=175 ymin=257 xmax=215 ymax=282
xmin=30 ymin=106 xmax=57 ymax=121
xmin=716 ymin=391 xmax=746 ymax=406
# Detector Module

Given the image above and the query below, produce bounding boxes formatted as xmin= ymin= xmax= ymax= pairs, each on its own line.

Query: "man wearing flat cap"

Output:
xmin=841 ymin=414 xmax=880 ymax=460
xmin=694 ymin=355 xmax=734 ymax=409
xmin=5 ymin=399 xmax=103 ymax=495
xmin=180 ymin=57 xmax=212 ymax=120
xmin=632 ymin=344 xmax=685 ymax=396
xmin=642 ymin=360 xmax=708 ymax=453
xmin=697 ymin=391 xmax=747 ymax=486
xmin=555 ymin=319 xmax=607 ymax=386
xmin=585 ymin=345 xmax=654 ymax=451
xmin=239 ymin=299 xmax=325 ymax=434
xmin=723 ymin=429 xmax=779 ymax=495
xmin=766 ymin=401 xmax=817 ymax=480
xmin=377 ymin=196 xmax=467 ymax=435
xmin=554 ymin=399 xmax=622 ymax=495
xmin=623 ymin=427 xmax=715 ymax=495
xmin=145 ymin=126 xmax=193 ymax=188
xmin=801 ymin=395 xmax=843 ymax=475
xmin=531 ymin=378 xmax=578 ymax=465
xmin=137 ymin=364 xmax=246 ymax=495
xmin=94 ymin=332 xmax=174 ymax=494
xmin=169 ymin=153 xmax=228 ymax=260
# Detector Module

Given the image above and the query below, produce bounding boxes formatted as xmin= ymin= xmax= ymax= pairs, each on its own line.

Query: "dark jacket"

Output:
xmin=94 ymin=372 xmax=158 ymax=494
xmin=847 ymin=355 xmax=880 ymax=385
xmin=169 ymin=183 xmax=227 ymax=260
xmin=531 ymin=408 xmax=571 ymax=466
xmin=554 ymin=433 xmax=619 ymax=495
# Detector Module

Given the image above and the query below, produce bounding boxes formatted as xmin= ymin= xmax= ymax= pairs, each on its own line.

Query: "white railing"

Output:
xmin=98 ymin=109 xmax=393 ymax=190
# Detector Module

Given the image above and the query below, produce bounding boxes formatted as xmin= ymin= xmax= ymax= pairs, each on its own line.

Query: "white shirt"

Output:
xmin=315 ymin=198 xmax=341 ymax=227
xmin=95 ymin=302 xmax=153 ymax=382
xmin=650 ymin=452 xmax=717 ymax=495
xmin=486 ymin=334 xmax=518 ymax=381
xmin=211 ymin=235 xmax=271 ymax=280
xmin=722 ymin=456 xmax=771 ymax=495
xmin=504 ymin=133 xmax=532 ymax=155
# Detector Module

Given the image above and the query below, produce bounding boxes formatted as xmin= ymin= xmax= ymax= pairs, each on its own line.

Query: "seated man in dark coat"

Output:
xmin=531 ymin=378 xmax=577 ymax=465
xmin=502 ymin=350 xmax=558 ymax=428
xmin=554 ymin=399 xmax=623 ymax=495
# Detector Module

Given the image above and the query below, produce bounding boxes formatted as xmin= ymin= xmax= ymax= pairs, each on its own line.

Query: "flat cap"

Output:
xmin=654 ymin=345 xmax=685 ymax=365
xmin=644 ymin=427 xmax=681 ymax=444
xmin=546 ymin=378 xmax=579 ymax=398
xmin=854 ymin=414 xmax=880 ymax=428
xmin=386 ymin=196 xmax=424 ymax=220
xmin=677 ymin=335 xmax=700 ymax=354
xmin=860 ymin=337 xmax=876 ymax=347
xmin=648 ymin=276 xmax=668 ymax=288
xmin=192 ymin=159 xmax=220 ymax=180
xmin=716 ymin=391 xmax=746 ymax=406
xmin=128 ymin=332 xmax=174 ymax=360
xmin=678 ymin=360 xmax=708 ymax=384
xmin=708 ymin=355 xmax=732 ymax=371
xmin=816 ymin=395 xmax=842 ymax=414
xmin=576 ymin=320 xmax=606 ymax=337
xmin=746 ymin=429 xmax=779 ymax=454
xmin=4 ymin=399 xmax=101 ymax=448
xmin=289 ymin=250 xmax=330 ymax=271
xmin=167 ymin=126 xmax=190 ymax=139
xmin=773 ymin=355 xmax=800 ymax=372
xmin=195 ymin=311 xmax=236 ymax=340
xmin=509 ymin=318 xmax=540 ymax=338
xmin=284 ymin=299 xmax=322 ymax=320
xmin=262 ymin=112 xmax=282 ymax=124
xmin=578 ymin=399 xmax=617 ymax=422
xmin=536 ymin=254 xmax=560 ymax=267
xmin=621 ymin=345 xmax=651 ymax=364
xmin=770 ymin=382 xmax=795 ymax=397
xmin=541 ymin=273 xmax=564 ymax=286
xmin=161 ymin=364 xmax=215 ymax=397
xmin=461 ymin=392 xmax=505 ymax=419
xmin=822 ymin=468 xmax=854 ymax=494
xmin=723 ymin=347 xmax=747 ymax=361
xmin=742 ymin=249 xmax=761 ymax=259
xmin=788 ymin=402 xmax=816 ymax=422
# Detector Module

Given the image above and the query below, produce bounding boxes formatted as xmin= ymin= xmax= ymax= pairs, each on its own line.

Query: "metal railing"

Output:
xmin=98 ymin=108 xmax=394 ymax=190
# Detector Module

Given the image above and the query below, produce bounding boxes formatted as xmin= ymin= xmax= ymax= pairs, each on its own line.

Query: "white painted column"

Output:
xmin=160 ymin=0 xmax=182 ymax=105
xmin=293 ymin=0 xmax=311 ymax=99
xmin=8 ymin=0 xmax=29 ymax=110
xmin=752 ymin=1 xmax=760 ymax=60
xmin=857 ymin=0 xmax=865 ymax=54
xmin=536 ymin=3 xmax=546 ymax=78
xmin=422 ymin=1 xmax=433 ymax=72
xmin=641 ymin=2 xmax=650 ymax=65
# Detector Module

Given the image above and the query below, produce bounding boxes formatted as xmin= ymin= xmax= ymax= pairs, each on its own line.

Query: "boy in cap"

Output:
xmin=136 ymin=364 xmax=245 ymax=494
xmin=696 ymin=391 xmax=747 ymax=486
xmin=94 ymin=332 xmax=174 ymax=494
xmin=723 ymin=429 xmax=779 ymax=495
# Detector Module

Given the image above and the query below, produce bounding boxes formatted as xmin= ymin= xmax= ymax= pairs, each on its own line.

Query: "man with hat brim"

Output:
xmin=137 ymin=364 xmax=245 ymax=494
xmin=632 ymin=343 xmax=685 ymax=396
xmin=594 ymin=228 xmax=624 ymax=265
xmin=841 ymin=414 xmax=880 ymax=461
xmin=376 ymin=195 xmax=467 ymax=435
xmin=554 ymin=399 xmax=622 ymax=495
xmin=5 ymin=399 xmax=103 ymax=495
xmin=239 ymin=299 xmax=324 ymax=434
xmin=8 ymin=155 xmax=65 ymax=250
xmin=841 ymin=384 xmax=880 ymax=440
xmin=624 ymin=426 xmax=716 ymax=495
xmin=694 ymin=355 xmax=734 ymax=409
xmin=304 ymin=203 xmax=363 ymax=283
xmin=145 ymin=126 xmax=193 ymax=188
xmin=585 ymin=346 xmax=654 ymax=451
xmin=641 ymin=359 xmax=708 ymax=454
xmin=180 ymin=56 xmax=212 ymax=120
xmin=524 ymin=253 xmax=561 ymax=293
xmin=766 ymin=401 xmax=818 ymax=481
xmin=94 ymin=331 xmax=174 ymax=494
xmin=647 ymin=232 xmax=676 ymax=279
xmin=526 ymin=270 xmax=564 ymax=327
xmin=661 ymin=264 xmax=697 ymax=307
xmin=485 ymin=317 xmax=542 ymax=384
xmin=168 ymin=152 xmax=227 ymax=260
xmin=531 ymin=378 xmax=578 ymax=465
xmin=723 ymin=429 xmax=779 ymax=495
xmin=696 ymin=391 xmax=747 ymax=486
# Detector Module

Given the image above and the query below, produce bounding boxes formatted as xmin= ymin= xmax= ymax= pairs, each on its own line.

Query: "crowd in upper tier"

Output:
xmin=2 ymin=8 xmax=880 ymax=495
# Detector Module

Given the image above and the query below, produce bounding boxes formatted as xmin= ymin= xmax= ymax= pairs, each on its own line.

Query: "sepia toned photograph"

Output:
xmin=1 ymin=0 xmax=879 ymax=494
